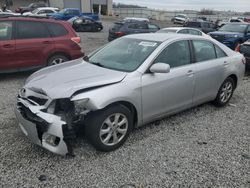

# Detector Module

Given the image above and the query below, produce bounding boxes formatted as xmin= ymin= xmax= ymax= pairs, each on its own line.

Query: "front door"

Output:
xmin=0 ymin=21 xmax=15 ymax=71
xmin=141 ymin=40 xmax=195 ymax=123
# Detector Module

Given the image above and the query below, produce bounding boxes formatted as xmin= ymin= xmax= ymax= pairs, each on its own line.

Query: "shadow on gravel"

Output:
xmin=0 ymin=70 xmax=35 ymax=81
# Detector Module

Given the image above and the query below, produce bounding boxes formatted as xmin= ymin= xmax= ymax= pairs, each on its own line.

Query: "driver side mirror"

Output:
xmin=150 ymin=63 xmax=170 ymax=73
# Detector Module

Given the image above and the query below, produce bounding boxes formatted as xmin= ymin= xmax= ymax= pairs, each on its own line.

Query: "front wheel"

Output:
xmin=47 ymin=54 xmax=69 ymax=66
xmin=85 ymin=105 xmax=133 ymax=152
xmin=213 ymin=77 xmax=235 ymax=107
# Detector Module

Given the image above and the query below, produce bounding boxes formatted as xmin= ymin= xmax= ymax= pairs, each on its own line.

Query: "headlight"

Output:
xmin=73 ymin=98 xmax=89 ymax=115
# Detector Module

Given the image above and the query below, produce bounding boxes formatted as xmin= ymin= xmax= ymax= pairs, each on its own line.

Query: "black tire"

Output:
xmin=47 ymin=54 xmax=69 ymax=66
xmin=85 ymin=104 xmax=133 ymax=152
xmin=213 ymin=77 xmax=235 ymax=107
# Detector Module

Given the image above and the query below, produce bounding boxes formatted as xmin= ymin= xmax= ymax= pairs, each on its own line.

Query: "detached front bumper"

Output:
xmin=15 ymin=98 xmax=69 ymax=155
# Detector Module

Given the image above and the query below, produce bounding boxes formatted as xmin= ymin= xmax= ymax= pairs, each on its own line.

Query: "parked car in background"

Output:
xmin=0 ymin=8 xmax=12 ymax=13
xmin=238 ymin=40 xmax=250 ymax=70
xmin=171 ymin=14 xmax=189 ymax=24
xmin=157 ymin=27 xmax=211 ymax=38
xmin=108 ymin=20 xmax=160 ymax=41
xmin=68 ymin=16 xmax=103 ymax=32
xmin=15 ymin=3 xmax=46 ymax=14
xmin=15 ymin=33 xmax=245 ymax=155
xmin=23 ymin=7 xmax=59 ymax=17
xmin=184 ymin=20 xmax=216 ymax=33
xmin=0 ymin=16 xmax=83 ymax=73
xmin=209 ymin=23 xmax=250 ymax=49
xmin=123 ymin=17 xmax=149 ymax=22
xmin=218 ymin=17 xmax=246 ymax=27
xmin=0 ymin=11 xmax=20 ymax=17
xmin=49 ymin=8 xmax=99 ymax=21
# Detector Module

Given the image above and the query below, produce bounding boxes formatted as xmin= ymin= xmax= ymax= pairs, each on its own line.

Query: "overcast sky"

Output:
xmin=113 ymin=0 xmax=250 ymax=12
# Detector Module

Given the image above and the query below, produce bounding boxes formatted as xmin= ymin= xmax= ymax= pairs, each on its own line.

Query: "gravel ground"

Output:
xmin=0 ymin=17 xmax=250 ymax=188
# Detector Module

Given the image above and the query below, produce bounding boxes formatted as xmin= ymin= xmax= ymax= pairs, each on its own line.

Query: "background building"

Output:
xmin=0 ymin=0 xmax=113 ymax=15
xmin=49 ymin=0 xmax=113 ymax=15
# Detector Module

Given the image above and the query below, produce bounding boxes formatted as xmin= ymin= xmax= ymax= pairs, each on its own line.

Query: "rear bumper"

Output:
xmin=15 ymin=98 xmax=69 ymax=155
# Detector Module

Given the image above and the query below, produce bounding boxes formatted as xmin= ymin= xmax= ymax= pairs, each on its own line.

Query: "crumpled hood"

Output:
xmin=25 ymin=59 xmax=127 ymax=99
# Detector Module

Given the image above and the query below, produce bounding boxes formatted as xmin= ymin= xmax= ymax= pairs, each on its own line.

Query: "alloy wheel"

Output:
xmin=99 ymin=113 xmax=128 ymax=146
xmin=220 ymin=81 xmax=233 ymax=103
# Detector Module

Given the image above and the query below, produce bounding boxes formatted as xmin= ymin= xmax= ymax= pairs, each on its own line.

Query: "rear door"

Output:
xmin=191 ymin=40 xmax=227 ymax=105
xmin=0 ymin=21 xmax=15 ymax=71
xmin=15 ymin=20 xmax=54 ymax=68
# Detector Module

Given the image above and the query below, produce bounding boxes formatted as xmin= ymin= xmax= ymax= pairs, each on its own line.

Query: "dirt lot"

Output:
xmin=0 ymin=18 xmax=249 ymax=188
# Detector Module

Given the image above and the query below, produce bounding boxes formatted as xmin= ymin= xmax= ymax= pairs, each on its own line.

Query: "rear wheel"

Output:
xmin=213 ymin=77 xmax=235 ymax=107
xmin=85 ymin=104 xmax=133 ymax=151
xmin=47 ymin=54 xmax=69 ymax=66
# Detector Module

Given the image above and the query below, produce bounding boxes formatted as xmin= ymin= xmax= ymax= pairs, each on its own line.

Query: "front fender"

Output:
xmin=71 ymin=76 xmax=143 ymax=126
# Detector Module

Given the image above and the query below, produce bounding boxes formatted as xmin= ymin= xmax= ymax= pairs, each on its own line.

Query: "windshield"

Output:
xmin=31 ymin=9 xmax=39 ymax=14
xmin=28 ymin=3 xmax=34 ymax=8
xmin=219 ymin=24 xmax=248 ymax=33
xmin=88 ymin=38 xmax=161 ymax=72
xmin=187 ymin=22 xmax=201 ymax=27
xmin=59 ymin=9 xmax=66 ymax=14
xmin=157 ymin=29 xmax=177 ymax=33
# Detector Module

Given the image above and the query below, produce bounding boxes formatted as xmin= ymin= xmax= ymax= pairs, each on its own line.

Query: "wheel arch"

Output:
xmin=101 ymin=101 xmax=139 ymax=129
xmin=227 ymin=74 xmax=238 ymax=89
xmin=46 ymin=52 xmax=71 ymax=65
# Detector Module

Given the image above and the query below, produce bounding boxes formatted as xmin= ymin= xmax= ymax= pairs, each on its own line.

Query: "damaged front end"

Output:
xmin=15 ymin=88 xmax=89 ymax=155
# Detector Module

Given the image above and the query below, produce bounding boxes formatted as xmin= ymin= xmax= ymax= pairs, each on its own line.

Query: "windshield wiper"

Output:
xmin=90 ymin=61 xmax=104 ymax=67
xmin=83 ymin=55 xmax=89 ymax=62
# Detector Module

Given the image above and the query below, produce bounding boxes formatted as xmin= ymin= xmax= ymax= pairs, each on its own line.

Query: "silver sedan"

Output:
xmin=15 ymin=34 xmax=245 ymax=155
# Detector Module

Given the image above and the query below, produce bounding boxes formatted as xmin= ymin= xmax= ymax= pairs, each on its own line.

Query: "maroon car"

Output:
xmin=0 ymin=17 xmax=84 ymax=73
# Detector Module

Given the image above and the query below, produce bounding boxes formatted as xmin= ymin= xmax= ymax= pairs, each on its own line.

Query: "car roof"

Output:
xmin=225 ymin=22 xmax=250 ymax=25
xmin=124 ymin=33 xmax=205 ymax=42
xmin=0 ymin=16 xmax=64 ymax=23
xmin=161 ymin=27 xmax=202 ymax=31
xmin=36 ymin=7 xmax=59 ymax=10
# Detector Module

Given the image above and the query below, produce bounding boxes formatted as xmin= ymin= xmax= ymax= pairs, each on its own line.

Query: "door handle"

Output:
xmin=186 ymin=70 xmax=194 ymax=76
xmin=43 ymin=41 xmax=52 ymax=44
xmin=224 ymin=61 xmax=229 ymax=66
xmin=3 ymin=44 xmax=14 ymax=48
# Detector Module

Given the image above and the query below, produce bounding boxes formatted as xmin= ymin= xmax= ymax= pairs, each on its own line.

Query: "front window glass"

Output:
xmin=31 ymin=9 xmax=39 ymax=14
xmin=219 ymin=24 xmax=247 ymax=33
xmin=0 ymin=21 xmax=12 ymax=40
xmin=88 ymin=38 xmax=161 ymax=72
xmin=154 ymin=40 xmax=191 ymax=68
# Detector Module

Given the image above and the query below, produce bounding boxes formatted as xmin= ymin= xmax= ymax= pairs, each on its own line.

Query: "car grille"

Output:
xmin=27 ymin=96 xmax=47 ymax=106
xmin=17 ymin=102 xmax=45 ymax=123
xmin=211 ymin=35 xmax=225 ymax=42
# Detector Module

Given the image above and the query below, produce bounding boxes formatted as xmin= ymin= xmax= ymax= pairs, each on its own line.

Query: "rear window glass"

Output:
xmin=46 ymin=23 xmax=68 ymax=37
xmin=193 ymin=40 xmax=216 ymax=62
xmin=215 ymin=45 xmax=227 ymax=58
xmin=111 ymin=23 xmax=123 ymax=31
xmin=187 ymin=22 xmax=201 ymax=27
xmin=16 ymin=21 xmax=50 ymax=39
